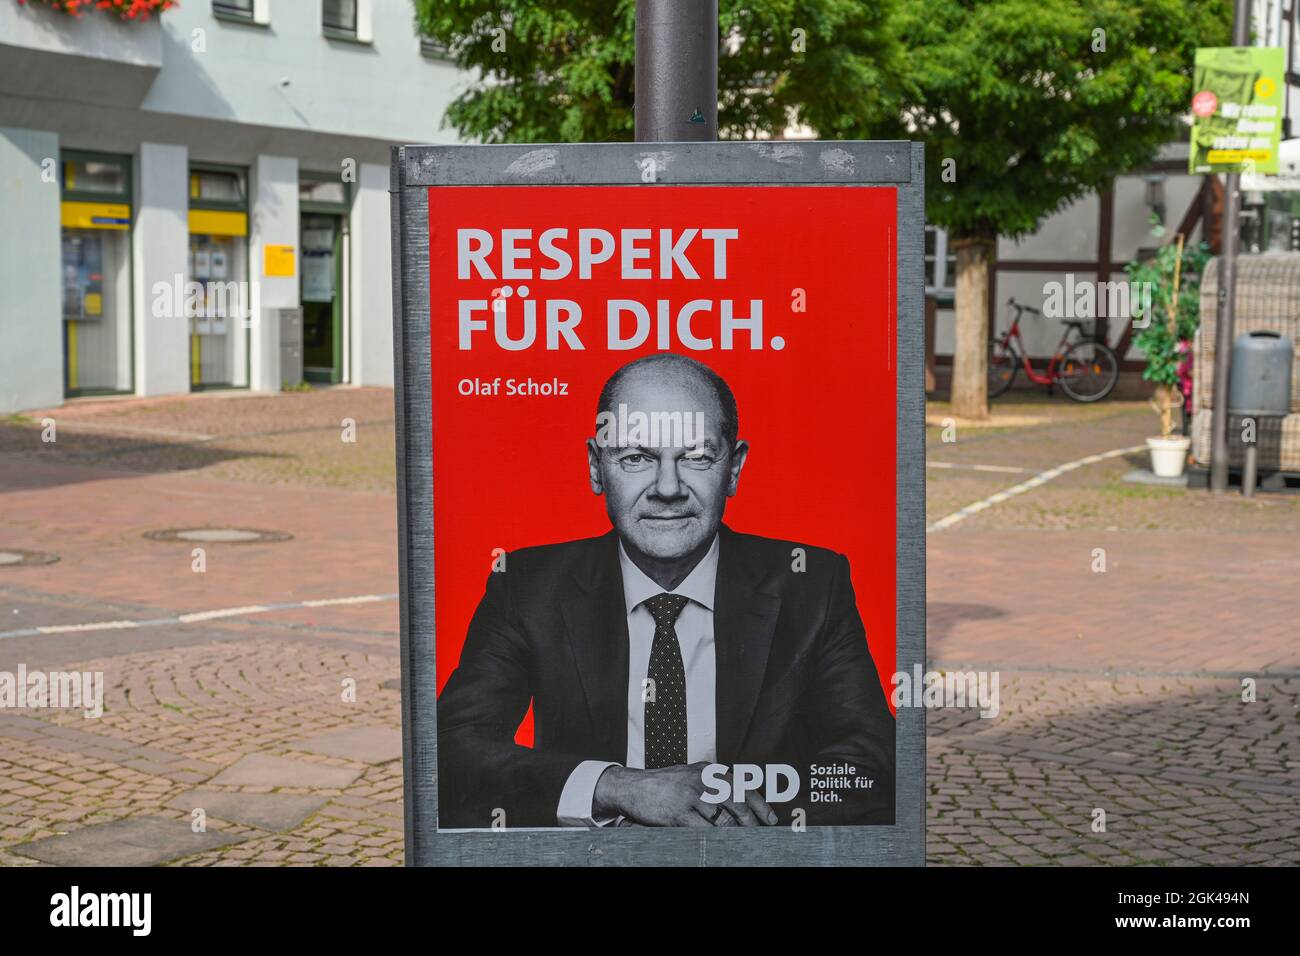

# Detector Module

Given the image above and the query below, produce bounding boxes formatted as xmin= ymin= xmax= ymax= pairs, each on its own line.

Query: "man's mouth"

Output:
xmin=640 ymin=514 xmax=697 ymax=522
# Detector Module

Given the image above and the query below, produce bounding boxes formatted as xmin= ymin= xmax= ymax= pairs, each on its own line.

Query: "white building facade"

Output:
xmin=0 ymin=0 xmax=461 ymax=412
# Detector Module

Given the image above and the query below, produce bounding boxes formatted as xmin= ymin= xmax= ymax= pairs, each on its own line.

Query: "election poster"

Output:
xmin=1190 ymin=46 xmax=1285 ymax=175
xmin=391 ymin=141 xmax=924 ymax=865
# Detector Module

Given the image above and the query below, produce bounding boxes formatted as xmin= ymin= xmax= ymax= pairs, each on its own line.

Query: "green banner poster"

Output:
xmin=1190 ymin=47 xmax=1285 ymax=175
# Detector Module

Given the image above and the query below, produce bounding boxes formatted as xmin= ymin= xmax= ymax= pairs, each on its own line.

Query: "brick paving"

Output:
xmin=925 ymin=394 xmax=1300 ymax=866
xmin=926 ymin=674 xmax=1300 ymax=866
xmin=0 ymin=636 xmax=403 ymax=866
xmin=0 ymin=387 xmax=1295 ymax=865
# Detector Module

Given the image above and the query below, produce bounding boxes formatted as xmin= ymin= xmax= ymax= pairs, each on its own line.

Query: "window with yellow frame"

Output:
xmin=60 ymin=152 xmax=133 ymax=397
xmin=188 ymin=164 xmax=251 ymax=389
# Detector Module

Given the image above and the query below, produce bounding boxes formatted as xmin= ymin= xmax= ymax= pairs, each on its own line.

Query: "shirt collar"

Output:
xmin=618 ymin=533 xmax=719 ymax=615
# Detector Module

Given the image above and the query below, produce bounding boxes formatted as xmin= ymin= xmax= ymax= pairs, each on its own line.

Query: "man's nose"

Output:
xmin=650 ymin=456 xmax=685 ymax=499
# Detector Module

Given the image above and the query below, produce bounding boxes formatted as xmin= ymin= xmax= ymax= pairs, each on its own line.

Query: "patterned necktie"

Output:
xmin=644 ymin=593 xmax=690 ymax=769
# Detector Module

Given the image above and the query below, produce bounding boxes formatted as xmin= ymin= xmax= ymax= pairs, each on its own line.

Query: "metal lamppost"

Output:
xmin=634 ymin=0 xmax=718 ymax=144
xmin=1210 ymin=0 xmax=1254 ymax=492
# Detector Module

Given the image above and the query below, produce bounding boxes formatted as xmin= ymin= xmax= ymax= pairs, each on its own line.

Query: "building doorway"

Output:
xmin=60 ymin=152 xmax=133 ymax=397
xmin=188 ymin=164 xmax=250 ymax=390
xmin=299 ymin=172 xmax=351 ymax=385
xmin=301 ymin=213 xmax=342 ymax=383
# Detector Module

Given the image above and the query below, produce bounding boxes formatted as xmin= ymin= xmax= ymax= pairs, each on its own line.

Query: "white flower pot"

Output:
xmin=1147 ymin=435 xmax=1191 ymax=478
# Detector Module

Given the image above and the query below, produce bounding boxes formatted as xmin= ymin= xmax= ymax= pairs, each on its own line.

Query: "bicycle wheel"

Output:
xmin=987 ymin=339 xmax=1019 ymax=398
xmin=1058 ymin=340 xmax=1119 ymax=402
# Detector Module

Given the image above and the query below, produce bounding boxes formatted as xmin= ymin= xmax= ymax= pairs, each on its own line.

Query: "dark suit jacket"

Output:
xmin=437 ymin=525 xmax=896 ymax=828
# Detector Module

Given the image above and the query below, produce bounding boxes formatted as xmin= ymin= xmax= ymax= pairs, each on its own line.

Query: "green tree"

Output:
xmin=870 ymin=0 xmax=1230 ymax=419
xmin=412 ymin=0 xmax=901 ymax=143
xmin=416 ymin=1 xmax=1230 ymax=422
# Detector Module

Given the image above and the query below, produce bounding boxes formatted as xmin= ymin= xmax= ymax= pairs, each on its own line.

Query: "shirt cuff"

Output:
xmin=557 ymin=760 xmax=621 ymax=827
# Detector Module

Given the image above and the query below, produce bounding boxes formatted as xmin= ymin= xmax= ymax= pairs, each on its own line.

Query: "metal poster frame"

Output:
xmin=390 ymin=140 xmax=925 ymax=866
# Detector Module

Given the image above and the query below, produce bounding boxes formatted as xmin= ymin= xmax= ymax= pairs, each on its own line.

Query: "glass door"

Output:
xmin=188 ymin=165 xmax=250 ymax=389
xmin=299 ymin=172 xmax=350 ymax=385
xmin=60 ymin=153 xmax=133 ymax=397
xmin=301 ymin=213 xmax=341 ymax=383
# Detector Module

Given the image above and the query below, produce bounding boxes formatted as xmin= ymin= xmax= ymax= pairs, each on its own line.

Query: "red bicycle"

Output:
xmin=988 ymin=298 xmax=1119 ymax=402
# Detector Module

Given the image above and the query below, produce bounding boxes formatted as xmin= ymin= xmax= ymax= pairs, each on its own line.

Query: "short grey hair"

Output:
xmin=596 ymin=353 xmax=739 ymax=452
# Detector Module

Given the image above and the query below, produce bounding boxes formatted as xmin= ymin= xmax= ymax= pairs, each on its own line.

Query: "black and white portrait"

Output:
xmin=437 ymin=353 xmax=896 ymax=828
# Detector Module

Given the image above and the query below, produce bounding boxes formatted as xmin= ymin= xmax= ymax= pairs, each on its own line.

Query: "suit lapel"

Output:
xmin=714 ymin=527 xmax=781 ymax=762
xmin=559 ymin=532 xmax=629 ymax=762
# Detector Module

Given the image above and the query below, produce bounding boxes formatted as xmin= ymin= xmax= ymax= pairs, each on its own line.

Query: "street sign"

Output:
xmin=390 ymin=141 xmax=925 ymax=865
xmin=1190 ymin=47 xmax=1285 ymax=175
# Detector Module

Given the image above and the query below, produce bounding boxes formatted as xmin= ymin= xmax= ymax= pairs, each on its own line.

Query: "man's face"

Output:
xmin=587 ymin=369 xmax=747 ymax=562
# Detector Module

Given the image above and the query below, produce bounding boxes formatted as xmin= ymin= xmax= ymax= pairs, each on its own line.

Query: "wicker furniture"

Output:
xmin=1192 ymin=254 xmax=1300 ymax=473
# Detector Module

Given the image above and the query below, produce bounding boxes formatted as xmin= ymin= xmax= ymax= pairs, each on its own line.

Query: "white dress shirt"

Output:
xmin=556 ymin=534 xmax=719 ymax=826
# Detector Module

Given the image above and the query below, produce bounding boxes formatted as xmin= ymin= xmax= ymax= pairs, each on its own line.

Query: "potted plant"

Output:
xmin=1125 ymin=235 xmax=1211 ymax=478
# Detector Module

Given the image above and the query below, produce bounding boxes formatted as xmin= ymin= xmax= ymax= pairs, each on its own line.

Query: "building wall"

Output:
xmin=350 ymin=161 xmax=394 ymax=388
xmin=144 ymin=1 xmax=462 ymax=149
xmin=134 ymin=142 xmax=190 ymax=396
xmin=0 ymin=1 xmax=463 ymax=160
xmin=0 ymin=128 xmax=62 ymax=415
xmin=0 ymin=0 xmax=462 ymax=410
xmin=249 ymin=155 xmax=300 ymax=392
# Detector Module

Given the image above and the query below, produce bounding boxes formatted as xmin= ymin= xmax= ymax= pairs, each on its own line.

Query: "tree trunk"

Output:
xmin=951 ymin=237 xmax=995 ymax=420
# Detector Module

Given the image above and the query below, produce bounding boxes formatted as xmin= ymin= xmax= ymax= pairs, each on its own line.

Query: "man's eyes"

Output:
xmin=680 ymin=453 xmax=715 ymax=469
xmin=614 ymin=452 xmax=715 ymax=471
xmin=614 ymin=453 xmax=654 ymax=472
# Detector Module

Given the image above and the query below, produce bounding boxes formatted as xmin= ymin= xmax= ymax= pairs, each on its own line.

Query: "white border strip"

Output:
xmin=927 ymin=445 xmax=1144 ymax=533
xmin=0 ymin=594 xmax=398 ymax=640
xmin=926 ymin=461 xmax=1030 ymax=474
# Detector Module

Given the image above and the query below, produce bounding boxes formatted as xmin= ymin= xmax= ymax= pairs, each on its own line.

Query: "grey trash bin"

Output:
xmin=1229 ymin=330 xmax=1294 ymax=417
xmin=1228 ymin=330 xmax=1294 ymax=496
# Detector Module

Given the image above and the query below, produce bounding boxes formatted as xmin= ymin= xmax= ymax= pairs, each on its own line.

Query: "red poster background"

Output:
xmin=428 ymin=185 xmax=897 ymax=744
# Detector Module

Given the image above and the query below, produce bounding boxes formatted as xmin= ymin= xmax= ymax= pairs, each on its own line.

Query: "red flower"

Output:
xmin=13 ymin=0 xmax=176 ymax=19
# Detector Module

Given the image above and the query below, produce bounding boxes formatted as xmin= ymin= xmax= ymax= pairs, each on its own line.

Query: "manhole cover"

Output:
xmin=144 ymin=528 xmax=293 ymax=545
xmin=0 ymin=549 xmax=59 ymax=567
xmin=179 ymin=529 xmax=262 ymax=543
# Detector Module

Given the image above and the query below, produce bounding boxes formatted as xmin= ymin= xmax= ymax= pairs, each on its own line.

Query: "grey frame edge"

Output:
xmin=391 ymin=140 xmax=926 ymax=866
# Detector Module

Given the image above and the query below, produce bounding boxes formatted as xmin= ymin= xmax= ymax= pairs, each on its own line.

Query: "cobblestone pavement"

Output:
xmin=926 ymin=674 xmax=1300 ymax=866
xmin=0 ymin=387 xmax=1295 ymax=865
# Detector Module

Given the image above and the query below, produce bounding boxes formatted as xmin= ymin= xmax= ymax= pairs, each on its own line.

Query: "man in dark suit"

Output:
xmin=437 ymin=354 xmax=895 ymax=828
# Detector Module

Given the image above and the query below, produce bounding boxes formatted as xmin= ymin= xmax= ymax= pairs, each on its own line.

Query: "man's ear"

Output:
xmin=726 ymin=440 xmax=749 ymax=496
xmin=586 ymin=438 xmax=604 ymax=495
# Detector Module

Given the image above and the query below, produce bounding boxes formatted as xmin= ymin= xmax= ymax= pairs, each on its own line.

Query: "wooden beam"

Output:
xmin=994 ymin=259 xmax=1132 ymax=272
xmin=1096 ymin=184 xmax=1115 ymax=343
xmin=1206 ymin=176 xmax=1224 ymax=254
xmin=934 ymin=355 xmax=1150 ymax=373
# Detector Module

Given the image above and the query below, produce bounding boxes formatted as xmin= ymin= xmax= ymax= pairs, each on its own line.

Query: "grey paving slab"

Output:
xmin=287 ymin=725 xmax=401 ymax=764
xmin=13 ymin=816 xmax=239 ymax=867
xmin=167 ymin=789 xmax=327 ymax=832
xmin=207 ymin=753 xmax=361 ymax=788
xmin=1121 ymin=468 xmax=1190 ymax=487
